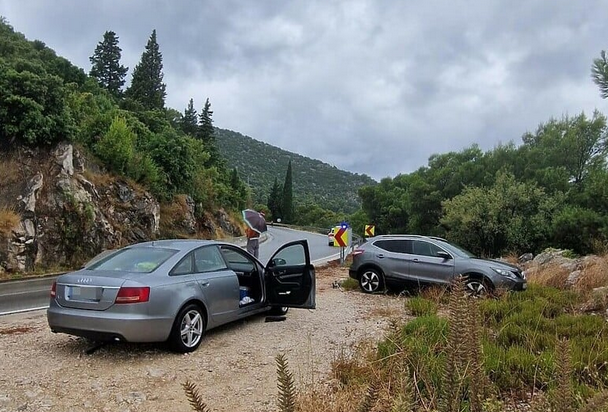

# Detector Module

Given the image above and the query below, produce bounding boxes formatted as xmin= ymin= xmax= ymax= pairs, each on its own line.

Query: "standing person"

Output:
xmin=246 ymin=226 xmax=260 ymax=258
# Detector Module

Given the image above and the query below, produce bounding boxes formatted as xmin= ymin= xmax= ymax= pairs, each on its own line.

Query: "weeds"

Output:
xmin=0 ymin=207 xmax=20 ymax=236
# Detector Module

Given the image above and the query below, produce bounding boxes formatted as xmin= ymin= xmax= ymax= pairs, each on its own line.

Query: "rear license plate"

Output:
xmin=67 ymin=286 xmax=99 ymax=301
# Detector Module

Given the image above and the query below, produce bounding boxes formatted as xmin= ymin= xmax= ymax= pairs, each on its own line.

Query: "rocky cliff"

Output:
xmin=0 ymin=143 xmax=242 ymax=274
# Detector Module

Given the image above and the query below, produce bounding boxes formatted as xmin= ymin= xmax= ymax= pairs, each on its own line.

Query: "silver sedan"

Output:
xmin=47 ymin=239 xmax=315 ymax=352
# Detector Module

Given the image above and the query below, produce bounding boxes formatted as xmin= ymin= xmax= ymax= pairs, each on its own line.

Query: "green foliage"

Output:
xmin=592 ymin=50 xmax=608 ymax=99
xmin=282 ymin=160 xmax=294 ymax=223
xmin=125 ymin=29 xmax=166 ymax=110
xmin=94 ymin=116 xmax=135 ymax=174
xmin=275 ymin=353 xmax=297 ymax=412
xmin=551 ymin=206 xmax=607 ymax=255
xmin=180 ymin=98 xmax=197 ymax=137
xmin=0 ymin=58 xmax=75 ymax=147
xmin=405 ymin=296 xmax=438 ymax=317
xmin=441 ymin=171 xmax=559 ymax=256
xmin=89 ymin=30 xmax=128 ymax=98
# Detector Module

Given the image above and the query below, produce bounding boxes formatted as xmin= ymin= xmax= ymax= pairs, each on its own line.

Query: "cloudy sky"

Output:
xmin=1 ymin=1 xmax=607 ymax=181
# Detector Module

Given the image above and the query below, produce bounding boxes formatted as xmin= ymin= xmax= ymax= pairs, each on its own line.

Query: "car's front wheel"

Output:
xmin=169 ymin=303 xmax=206 ymax=353
xmin=464 ymin=277 xmax=492 ymax=297
xmin=359 ymin=268 xmax=384 ymax=293
xmin=269 ymin=306 xmax=289 ymax=316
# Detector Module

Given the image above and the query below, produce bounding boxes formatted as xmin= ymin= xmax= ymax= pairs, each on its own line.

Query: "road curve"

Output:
xmin=0 ymin=227 xmax=341 ymax=316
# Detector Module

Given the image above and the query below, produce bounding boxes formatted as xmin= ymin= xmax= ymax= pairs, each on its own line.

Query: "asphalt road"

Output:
xmin=0 ymin=227 xmax=342 ymax=316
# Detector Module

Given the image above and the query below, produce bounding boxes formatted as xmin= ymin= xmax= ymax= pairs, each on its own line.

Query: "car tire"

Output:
xmin=269 ymin=306 xmax=289 ymax=316
xmin=464 ymin=277 xmax=492 ymax=298
xmin=359 ymin=268 xmax=384 ymax=293
xmin=169 ymin=303 xmax=206 ymax=353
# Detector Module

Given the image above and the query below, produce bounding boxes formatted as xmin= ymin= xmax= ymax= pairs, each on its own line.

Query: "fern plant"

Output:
xmin=182 ymin=380 xmax=211 ymax=412
xmin=276 ymin=353 xmax=297 ymax=412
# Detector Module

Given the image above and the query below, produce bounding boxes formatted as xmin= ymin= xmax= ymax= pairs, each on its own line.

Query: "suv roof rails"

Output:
xmin=373 ymin=234 xmax=448 ymax=242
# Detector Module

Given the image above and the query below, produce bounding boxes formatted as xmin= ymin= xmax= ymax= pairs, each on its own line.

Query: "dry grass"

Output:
xmin=0 ymin=207 xmax=20 ymax=236
xmin=574 ymin=256 xmax=608 ymax=292
xmin=0 ymin=157 xmax=22 ymax=189
xmin=526 ymin=263 xmax=571 ymax=289
xmin=82 ymin=169 xmax=114 ymax=187
xmin=0 ymin=326 xmax=33 ymax=335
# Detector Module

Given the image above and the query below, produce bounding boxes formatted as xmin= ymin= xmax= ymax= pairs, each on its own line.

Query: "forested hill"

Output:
xmin=215 ymin=128 xmax=376 ymax=213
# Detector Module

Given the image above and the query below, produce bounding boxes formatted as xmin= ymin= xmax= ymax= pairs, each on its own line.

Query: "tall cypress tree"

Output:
xmin=89 ymin=31 xmax=128 ymax=98
xmin=282 ymin=161 xmax=294 ymax=223
xmin=181 ymin=98 xmax=198 ymax=136
xmin=197 ymin=98 xmax=221 ymax=166
xmin=125 ymin=29 xmax=166 ymax=110
xmin=268 ymin=177 xmax=282 ymax=221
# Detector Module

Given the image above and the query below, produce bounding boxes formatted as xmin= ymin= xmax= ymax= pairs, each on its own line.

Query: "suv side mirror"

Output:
xmin=436 ymin=251 xmax=452 ymax=260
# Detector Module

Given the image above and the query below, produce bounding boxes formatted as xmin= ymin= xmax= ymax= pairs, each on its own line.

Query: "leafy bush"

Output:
xmin=94 ymin=115 xmax=135 ymax=174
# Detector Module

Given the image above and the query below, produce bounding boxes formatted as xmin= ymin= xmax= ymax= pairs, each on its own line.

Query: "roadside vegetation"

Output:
xmin=181 ymin=256 xmax=608 ymax=412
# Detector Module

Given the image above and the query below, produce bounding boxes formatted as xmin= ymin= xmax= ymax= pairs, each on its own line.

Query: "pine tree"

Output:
xmin=197 ymin=98 xmax=221 ymax=166
xmin=268 ymin=178 xmax=283 ymax=221
xmin=282 ymin=161 xmax=294 ymax=223
xmin=89 ymin=31 xmax=128 ymax=98
xmin=125 ymin=29 xmax=166 ymax=110
xmin=181 ymin=98 xmax=198 ymax=136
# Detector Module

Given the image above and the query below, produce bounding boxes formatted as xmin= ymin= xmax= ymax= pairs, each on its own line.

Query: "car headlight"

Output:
xmin=492 ymin=267 xmax=516 ymax=278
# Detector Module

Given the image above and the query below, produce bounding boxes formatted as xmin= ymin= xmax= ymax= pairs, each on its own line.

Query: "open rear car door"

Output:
xmin=265 ymin=240 xmax=316 ymax=309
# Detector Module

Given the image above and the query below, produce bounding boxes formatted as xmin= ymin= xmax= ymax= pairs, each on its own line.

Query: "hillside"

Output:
xmin=215 ymin=128 xmax=376 ymax=213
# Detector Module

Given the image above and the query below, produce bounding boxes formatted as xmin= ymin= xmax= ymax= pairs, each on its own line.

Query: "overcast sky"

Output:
xmin=1 ymin=1 xmax=607 ymax=181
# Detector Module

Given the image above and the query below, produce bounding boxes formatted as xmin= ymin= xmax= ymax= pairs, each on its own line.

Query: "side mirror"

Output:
xmin=269 ymin=257 xmax=287 ymax=267
xmin=436 ymin=251 xmax=452 ymax=260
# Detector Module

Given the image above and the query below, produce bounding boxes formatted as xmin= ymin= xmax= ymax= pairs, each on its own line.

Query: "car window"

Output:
xmin=88 ymin=247 xmax=177 ymax=273
xmin=194 ymin=246 xmax=228 ymax=272
xmin=412 ymin=240 xmax=444 ymax=257
xmin=272 ymin=243 xmax=305 ymax=266
xmin=373 ymin=239 xmax=412 ymax=253
xmin=171 ymin=254 xmax=193 ymax=276
xmin=220 ymin=245 xmax=256 ymax=273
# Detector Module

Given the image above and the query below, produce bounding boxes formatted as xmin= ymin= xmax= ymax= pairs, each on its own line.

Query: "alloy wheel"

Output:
xmin=360 ymin=270 xmax=381 ymax=293
xmin=180 ymin=309 xmax=203 ymax=348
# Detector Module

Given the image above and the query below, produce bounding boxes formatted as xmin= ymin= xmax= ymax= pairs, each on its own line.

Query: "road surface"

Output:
xmin=0 ymin=227 xmax=341 ymax=316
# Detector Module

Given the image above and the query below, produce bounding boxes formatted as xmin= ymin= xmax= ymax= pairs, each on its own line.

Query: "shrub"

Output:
xmin=0 ymin=208 xmax=20 ymax=236
xmin=94 ymin=115 xmax=135 ymax=174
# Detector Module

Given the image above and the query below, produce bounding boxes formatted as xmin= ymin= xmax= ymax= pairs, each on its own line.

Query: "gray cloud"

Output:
xmin=1 ymin=0 xmax=606 ymax=180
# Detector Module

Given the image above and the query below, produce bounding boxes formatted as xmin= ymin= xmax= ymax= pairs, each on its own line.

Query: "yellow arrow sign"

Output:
xmin=365 ymin=225 xmax=375 ymax=237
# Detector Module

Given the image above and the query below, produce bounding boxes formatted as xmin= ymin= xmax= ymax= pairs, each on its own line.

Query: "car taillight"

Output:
xmin=352 ymin=249 xmax=364 ymax=257
xmin=50 ymin=281 xmax=56 ymax=298
xmin=115 ymin=287 xmax=150 ymax=304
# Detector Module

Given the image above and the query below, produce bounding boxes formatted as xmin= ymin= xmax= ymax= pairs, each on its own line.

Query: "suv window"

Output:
xmin=412 ymin=240 xmax=444 ymax=257
xmin=373 ymin=239 xmax=412 ymax=253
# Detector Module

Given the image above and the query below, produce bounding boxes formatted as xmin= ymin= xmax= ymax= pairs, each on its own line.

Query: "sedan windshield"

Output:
xmin=88 ymin=247 xmax=178 ymax=273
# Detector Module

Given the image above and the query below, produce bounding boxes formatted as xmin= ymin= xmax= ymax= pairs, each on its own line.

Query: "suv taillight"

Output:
xmin=115 ymin=287 xmax=150 ymax=304
xmin=352 ymin=249 xmax=364 ymax=257
xmin=50 ymin=281 xmax=57 ymax=298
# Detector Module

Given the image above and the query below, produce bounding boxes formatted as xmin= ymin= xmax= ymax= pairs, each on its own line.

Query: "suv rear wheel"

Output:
xmin=359 ymin=268 xmax=384 ymax=293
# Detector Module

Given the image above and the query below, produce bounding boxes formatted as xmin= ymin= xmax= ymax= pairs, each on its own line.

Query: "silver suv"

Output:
xmin=349 ymin=235 xmax=526 ymax=295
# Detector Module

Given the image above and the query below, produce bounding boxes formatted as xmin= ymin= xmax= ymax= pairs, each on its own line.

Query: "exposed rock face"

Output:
xmin=2 ymin=144 xmax=161 ymax=271
xmin=1 ymin=143 xmax=242 ymax=273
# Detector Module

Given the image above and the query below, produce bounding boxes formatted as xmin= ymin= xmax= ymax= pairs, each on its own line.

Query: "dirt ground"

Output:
xmin=0 ymin=264 xmax=409 ymax=412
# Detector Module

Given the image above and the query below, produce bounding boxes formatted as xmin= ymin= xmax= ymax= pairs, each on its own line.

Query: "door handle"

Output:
xmin=377 ymin=254 xmax=384 ymax=258
xmin=412 ymin=259 xmax=419 ymax=262
xmin=200 ymin=281 xmax=210 ymax=287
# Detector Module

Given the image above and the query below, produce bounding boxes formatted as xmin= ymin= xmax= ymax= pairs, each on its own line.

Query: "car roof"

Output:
xmin=369 ymin=234 xmax=448 ymax=242
xmin=132 ymin=239 xmax=222 ymax=252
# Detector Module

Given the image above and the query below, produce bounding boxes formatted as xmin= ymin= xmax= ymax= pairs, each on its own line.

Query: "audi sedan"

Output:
xmin=47 ymin=239 xmax=315 ymax=352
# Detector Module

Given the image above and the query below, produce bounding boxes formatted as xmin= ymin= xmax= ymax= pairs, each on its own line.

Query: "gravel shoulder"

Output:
xmin=0 ymin=265 xmax=409 ymax=412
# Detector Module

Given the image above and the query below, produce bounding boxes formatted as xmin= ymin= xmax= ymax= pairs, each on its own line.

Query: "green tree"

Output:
xmin=125 ymin=29 xmax=166 ymax=110
xmin=592 ymin=50 xmax=608 ymax=99
xmin=441 ymin=172 xmax=558 ymax=256
xmin=0 ymin=59 xmax=74 ymax=147
xmin=267 ymin=178 xmax=282 ymax=221
xmin=94 ymin=116 xmax=135 ymax=174
xmin=282 ymin=160 xmax=294 ymax=223
xmin=89 ymin=30 xmax=128 ymax=98
xmin=180 ymin=98 xmax=197 ymax=137
xmin=197 ymin=98 xmax=221 ymax=166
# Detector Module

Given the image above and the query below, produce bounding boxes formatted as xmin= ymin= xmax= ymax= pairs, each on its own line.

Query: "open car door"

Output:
xmin=265 ymin=239 xmax=316 ymax=309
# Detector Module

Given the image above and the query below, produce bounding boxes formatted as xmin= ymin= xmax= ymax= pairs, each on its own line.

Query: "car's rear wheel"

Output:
xmin=169 ymin=303 xmax=205 ymax=353
xmin=464 ymin=277 xmax=492 ymax=297
xmin=359 ymin=268 xmax=384 ymax=293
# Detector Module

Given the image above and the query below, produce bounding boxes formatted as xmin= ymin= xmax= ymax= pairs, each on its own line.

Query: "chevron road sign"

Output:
xmin=365 ymin=225 xmax=375 ymax=237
